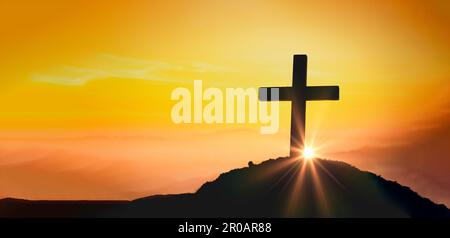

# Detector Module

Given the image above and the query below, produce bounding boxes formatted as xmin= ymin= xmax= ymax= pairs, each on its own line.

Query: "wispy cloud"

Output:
xmin=31 ymin=54 xmax=232 ymax=86
xmin=32 ymin=73 xmax=94 ymax=86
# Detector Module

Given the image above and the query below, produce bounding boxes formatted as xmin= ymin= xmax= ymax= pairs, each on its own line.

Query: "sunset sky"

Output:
xmin=0 ymin=0 xmax=449 ymax=205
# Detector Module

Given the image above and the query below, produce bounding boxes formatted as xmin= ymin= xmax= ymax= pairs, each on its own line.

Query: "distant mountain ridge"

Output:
xmin=1 ymin=157 xmax=449 ymax=218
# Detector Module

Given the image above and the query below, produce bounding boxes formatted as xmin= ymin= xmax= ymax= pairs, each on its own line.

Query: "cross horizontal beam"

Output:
xmin=306 ymin=86 xmax=339 ymax=101
xmin=258 ymin=86 xmax=339 ymax=101
xmin=259 ymin=87 xmax=291 ymax=101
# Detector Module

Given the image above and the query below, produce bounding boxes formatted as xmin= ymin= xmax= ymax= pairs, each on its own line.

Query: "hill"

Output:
xmin=1 ymin=157 xmax=449 ymax=217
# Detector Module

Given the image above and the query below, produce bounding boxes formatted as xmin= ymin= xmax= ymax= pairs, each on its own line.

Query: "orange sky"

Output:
xmin=0 ymin=0 xmax=449 ymax=205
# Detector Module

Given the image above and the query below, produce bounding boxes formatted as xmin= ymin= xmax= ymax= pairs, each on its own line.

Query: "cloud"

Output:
xmin=332 ymin=106 xmax=450 ymax=206
xmin=32 ymin=73 xmax=94 ymax=86
xmin=31 ymin=54 xmax=232 ymax=86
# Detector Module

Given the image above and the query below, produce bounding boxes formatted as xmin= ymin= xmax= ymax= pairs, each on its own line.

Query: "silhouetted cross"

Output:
xmin=259 ymin=55 xmax=339 ymax=158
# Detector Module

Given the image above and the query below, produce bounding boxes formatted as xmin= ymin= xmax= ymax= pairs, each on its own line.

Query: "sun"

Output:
xmin=302 ymin=147 xmax=315 ymax=160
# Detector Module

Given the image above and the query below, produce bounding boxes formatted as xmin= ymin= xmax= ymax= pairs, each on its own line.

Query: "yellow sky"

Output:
xmin=0 ymin=0 xmax=449 ymax=204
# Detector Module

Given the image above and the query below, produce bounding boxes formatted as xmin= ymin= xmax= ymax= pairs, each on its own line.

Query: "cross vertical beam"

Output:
xmin=290 ymin=55 xmax=307 ymax=158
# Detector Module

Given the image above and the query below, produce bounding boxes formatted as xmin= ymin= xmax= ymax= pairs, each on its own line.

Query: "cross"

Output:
xmin=259 ymin=55 xmax=339 ymax=158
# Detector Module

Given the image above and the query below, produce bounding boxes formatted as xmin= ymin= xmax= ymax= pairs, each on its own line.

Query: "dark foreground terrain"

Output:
xmin=1 ymin=157 xmax=449 ymax=218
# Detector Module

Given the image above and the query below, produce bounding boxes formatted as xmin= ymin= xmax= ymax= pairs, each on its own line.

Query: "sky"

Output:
xmin=0 ymin=0 xmax=449 ymax=205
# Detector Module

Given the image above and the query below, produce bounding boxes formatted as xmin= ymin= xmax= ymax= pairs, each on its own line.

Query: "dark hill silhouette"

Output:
xmin=1 ymin=157 xmax=449 ymax=218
